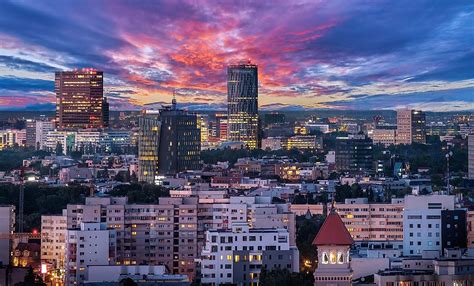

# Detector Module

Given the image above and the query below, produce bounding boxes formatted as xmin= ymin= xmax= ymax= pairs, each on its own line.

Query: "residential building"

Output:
xmin=335 ymin=134 xmax=373 ymax=174
xmin=374 ymin=248 xmax=474 ymax=286
xmin=227 ymin=62 xmax=259 ymax=149
xmin=200 ymin=223 xmax=299 ymax=285
xmin=0 ymin=205 xmax=15 ymax=266
xmin=41 ymin=213 xmax=67 ymax=269
xmin=468 ymin=210 xmax=474 ymax=246
xmin=65 ymin=222 xmax=117 ymax=286
xmin=55 ymin=69 xmax=105 ymax=129
xmin=336 ymin=198 xmax=404 ymax=242
xmin=403 ymin=195 xmax=455 ymax=256
xmin=66 ymin=197 xmax=198 ymax=279
xmin=0 ymin=129 xmax=26 ymax=149
xmin=371 ymin=126 xmax=397 ymax=146
xmin=35 ymin=119 xmax=54 ymax=150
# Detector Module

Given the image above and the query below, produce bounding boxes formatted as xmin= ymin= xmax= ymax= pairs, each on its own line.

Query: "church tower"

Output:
xmin=313 ymin=207 xmax=354 ymax=286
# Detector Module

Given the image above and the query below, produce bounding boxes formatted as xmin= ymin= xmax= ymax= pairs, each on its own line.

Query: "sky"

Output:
xmin=0 ymin=0 xmax=473 ymax=112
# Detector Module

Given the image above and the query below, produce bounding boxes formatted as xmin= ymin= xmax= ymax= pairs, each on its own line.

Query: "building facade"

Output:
xmin=200 ymin=223 xmax=298 ymax=285
xmin=41 ymin=214 xmax=67 ymax=269
xmin=157 ymin=100 xmax=201 ymax=175
xmin=227 ymin=62 xmax=259 ymax=149
xmin=335 ymin=134 xmax=373 ymax=174
xmin=137 ymin=114 xmax=161 ymax=183
xmin=396 ymin=109 xmax=426 ymax=144
xmin=403 ymin=195 xmax=455 ymax=256
xmin=55 ymin=69 xmax=105 ymax=129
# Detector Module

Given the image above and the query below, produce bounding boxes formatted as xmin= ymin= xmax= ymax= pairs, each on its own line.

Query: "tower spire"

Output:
xmin=172 ymin=90 xmax=177 ymax=110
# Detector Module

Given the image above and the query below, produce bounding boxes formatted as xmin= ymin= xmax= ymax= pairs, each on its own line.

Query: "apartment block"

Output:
xmin=65 ymin=222 xmax=117 ymax=286
xmin=0 ymin=205 xmax=15 ymax=266
xmin=200 ymin=223 xmax=299 ymax=285
xmin=336 ymin=198 xmax=404 ymax=242
xmin=41 ymin=213 xmax=67 ymax=269
xmin=66 ymin=197 xmax=198 ymax=278
xmin=403 ymin=195 xmax=455 ymax=256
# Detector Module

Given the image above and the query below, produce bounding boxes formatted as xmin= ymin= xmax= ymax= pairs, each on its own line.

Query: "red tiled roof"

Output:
xmin=312 ymin=210 xmax=354 ymax=246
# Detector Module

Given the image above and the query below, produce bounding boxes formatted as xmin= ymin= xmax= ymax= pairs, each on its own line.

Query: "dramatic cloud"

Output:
xmin=0 ymin=0 xmax=472 ymax=111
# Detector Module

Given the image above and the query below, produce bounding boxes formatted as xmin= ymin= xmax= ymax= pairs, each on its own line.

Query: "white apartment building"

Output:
xmin=35 ymin=120 xmax=54 ymax=150
xmin=65 ymin=222 xmax=117 ymax=286
xmin=0 ymin=205 xmax=15 ymax=266
xmin=403 ymin=195 xmax=455 ymax=256
xmin=200 ymin=223 xmax=299 ymax=285
xmin=41 ymin=212 xmax=67 ymax=269
xmin=45 ymin=131 xmax=75 ymax=155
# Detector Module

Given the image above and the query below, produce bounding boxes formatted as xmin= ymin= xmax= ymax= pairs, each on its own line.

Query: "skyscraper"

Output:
xmin=138 ymin=112 xmax=161 ymax=183
xmin=158 ymin=99 xmax=201 ymax=175
xmin=138 ymin=99 xmax=201 ymax=181
xmin=396 ymin=109 xmax=426 ymax=144
xmin=55 ymin=69 xmax=105 ymax=129
xmin=227 ymin=62 xmax=259 ymax=149
xmin=102 ymin=97 xmax=110 ymax=128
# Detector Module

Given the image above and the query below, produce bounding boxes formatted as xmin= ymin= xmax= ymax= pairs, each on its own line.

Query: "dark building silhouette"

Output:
xmin=157 ymin=99 xmax=201 ymax=175
xmin=102 ymin=97 xmax=110 ymax=128
xmin=335 ymin=134 xmax=373 ymax=174
xmin=55 ymin=69 xmax=105 ymax=129
xmin=441 ymin=209 xmax=467 ymax=250
xmin=227 ymin=61 xmax=259 ymax=149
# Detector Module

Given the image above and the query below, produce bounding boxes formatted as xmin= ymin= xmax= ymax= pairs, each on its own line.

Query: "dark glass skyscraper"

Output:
xmin=227 ymin=62 xmax=259 ymax=149
xmin=55 ymin=69 xmax=105 ymax=129
xmin=138 ymin=99 xmax=201 ymax=182
xmin=335 ymin=134 xmax=374 ymax=174
xmin=158 ymin=99 xmax=201 ymax=175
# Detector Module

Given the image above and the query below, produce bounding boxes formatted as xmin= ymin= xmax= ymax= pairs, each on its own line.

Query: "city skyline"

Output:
xmin=0 ymin=0 xmax=473 ymax=112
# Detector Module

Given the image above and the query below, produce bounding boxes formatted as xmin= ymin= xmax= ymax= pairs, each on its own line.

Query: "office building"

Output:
xmin=65 ymin=222 xmax=117 ymax=286
xmin=469 ymin=134 xmax=474 ymax=179
xmin=55 ymin=69 xmax=105 ymax=129
xmin=396 ymin=109 xmax=426 ymax=144
xmin=200 ymin=223 xmax=298 ymax=285
xmin=197 ymin=114 xmax=209 ymax=143
xmin=158 ymin=99 xmax=201 ymax=175
xmin=137 ymin=113 xmax=161 ymax=183
xmin=335 ymin=134 xmax=373 ymax=174
xmin=313 ymin=208 xmax=354 ymax=286
xmin=227 ymin=62 xmax=259 ymax=149
xmin=25 ymin=119 xmax=36 ymax=147
xmin=441 ymin=209 xmax=467 ymax=250
xmin=41 ymin=213 xmax=67 ymax=269
xmin=403 ymin=195 xmax=455 ymax=256
xmin=0 ymin=206 xmax=15 ymax=266
xmin=102 ymin=97 xmax=109 ymax=128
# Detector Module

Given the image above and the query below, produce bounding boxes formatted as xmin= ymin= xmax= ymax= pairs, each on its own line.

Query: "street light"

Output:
xmin=446 ymin=151 xmax=453 ymax=194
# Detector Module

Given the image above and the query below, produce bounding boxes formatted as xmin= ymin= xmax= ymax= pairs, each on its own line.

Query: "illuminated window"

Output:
xmin=330 ymin=252 xmax=337 ymax=264
xmin=337 ymin=252 xmax=344 ymax=264
xmin=322 ymin=252 xmax=329 ymax=264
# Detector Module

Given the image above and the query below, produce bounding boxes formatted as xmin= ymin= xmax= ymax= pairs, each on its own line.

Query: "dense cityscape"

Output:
xmin=0 ymin=1 xmax=473 ymax=286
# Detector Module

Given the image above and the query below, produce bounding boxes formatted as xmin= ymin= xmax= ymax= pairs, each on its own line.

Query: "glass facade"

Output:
xmin=227 ymin=62 xmax=259 ymax=149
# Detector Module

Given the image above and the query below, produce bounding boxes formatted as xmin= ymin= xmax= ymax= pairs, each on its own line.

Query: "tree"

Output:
xmin=119 ymin=278 xmax=137 ymax=286
xmin=55 ymin=142 xmax=63 ymax=155
xmin=260 ymin=268 xmax=313 ymax=286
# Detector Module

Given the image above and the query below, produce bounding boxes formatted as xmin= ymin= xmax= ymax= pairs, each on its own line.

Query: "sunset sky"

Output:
xmin=0 ymin=0 xmax=473 ymax=111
